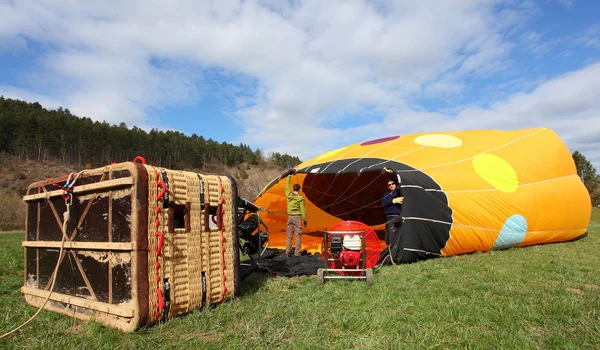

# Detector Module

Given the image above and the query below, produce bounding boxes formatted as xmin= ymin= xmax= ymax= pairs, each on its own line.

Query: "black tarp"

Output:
xmin=247 ymin=248 xmax=324 ymax=276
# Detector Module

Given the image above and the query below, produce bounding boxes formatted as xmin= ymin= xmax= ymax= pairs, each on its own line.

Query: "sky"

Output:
xmin=1 ymin=0 xmax=599 ymax=169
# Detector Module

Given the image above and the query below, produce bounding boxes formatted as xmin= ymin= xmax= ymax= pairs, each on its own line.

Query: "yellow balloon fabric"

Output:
xmin=253 ymin=128 xmax=591 ymax=263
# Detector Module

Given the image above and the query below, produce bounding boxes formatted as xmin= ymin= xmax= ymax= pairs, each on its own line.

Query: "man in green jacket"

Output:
xmin=285 ymin=171 xmax=307 ymax=257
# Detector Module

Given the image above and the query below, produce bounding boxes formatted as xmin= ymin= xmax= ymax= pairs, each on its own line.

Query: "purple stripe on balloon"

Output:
xmin=360 ymin=136 xmax=400 ymax=146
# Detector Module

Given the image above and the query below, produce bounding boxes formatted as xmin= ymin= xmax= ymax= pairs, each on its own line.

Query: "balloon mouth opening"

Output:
xmin=302 ymin=169 xmax=389 ymax=227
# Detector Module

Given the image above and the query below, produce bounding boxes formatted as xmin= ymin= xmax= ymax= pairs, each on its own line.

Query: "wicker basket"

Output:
xmin=21 ymin=162 xmax=239 ymax=331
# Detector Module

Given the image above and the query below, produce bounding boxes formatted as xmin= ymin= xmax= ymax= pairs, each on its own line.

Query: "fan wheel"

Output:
xmin=365 ymin=268 xmax=374 ymax=286
xmin=317 ymin=268 xmax=325 ymax=285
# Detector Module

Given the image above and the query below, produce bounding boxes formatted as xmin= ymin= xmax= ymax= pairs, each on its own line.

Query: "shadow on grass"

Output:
xmin=239 ymin=272 xmax=271 ymax=297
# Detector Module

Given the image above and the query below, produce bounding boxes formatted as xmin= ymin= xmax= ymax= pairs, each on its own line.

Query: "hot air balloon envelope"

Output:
xmin=254 ymin=128 xmax=591 ymax=264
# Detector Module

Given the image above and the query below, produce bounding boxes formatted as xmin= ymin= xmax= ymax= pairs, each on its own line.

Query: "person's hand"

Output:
xmin=381 ymin=167 xmax=394 ymax=175
xmin=304 ymin=220 xmax=307 ymax=228
xmin=392 ymin=197 xmax=404 ymax=204
xmin=280 ymin=168 xmax=296 ymax=179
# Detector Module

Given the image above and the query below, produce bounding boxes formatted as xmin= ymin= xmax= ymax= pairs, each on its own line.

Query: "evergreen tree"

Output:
xmin=572 ymin=151 xmax=600 ymax=205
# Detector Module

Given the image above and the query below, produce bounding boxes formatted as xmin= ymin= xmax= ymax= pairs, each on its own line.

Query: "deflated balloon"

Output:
xmin=253 ymin=128 xmax=591 ymax=264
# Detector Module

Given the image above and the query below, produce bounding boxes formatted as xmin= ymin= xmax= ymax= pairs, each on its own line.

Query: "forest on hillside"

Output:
xmin=0 ymin=97 xmax=301 ymax=170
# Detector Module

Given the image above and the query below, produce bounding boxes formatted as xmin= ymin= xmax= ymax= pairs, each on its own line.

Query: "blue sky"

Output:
xmin=1 ymin=0 xmax=599 ymax=168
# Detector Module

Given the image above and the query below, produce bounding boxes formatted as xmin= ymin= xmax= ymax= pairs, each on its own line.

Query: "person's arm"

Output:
xmin=392 ymin=189 xmax=404 ymax=204
xmin=300 ymin=198 xmax=307 ymax=226
xmin=285 ymin=175 xmax=292 ymax=198
xmin=382 ymin=192 xmax=393 ymax=207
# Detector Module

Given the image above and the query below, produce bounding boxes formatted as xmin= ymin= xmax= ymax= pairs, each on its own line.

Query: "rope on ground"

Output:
xmin=0 ymin=171 xmax=83 ymax=340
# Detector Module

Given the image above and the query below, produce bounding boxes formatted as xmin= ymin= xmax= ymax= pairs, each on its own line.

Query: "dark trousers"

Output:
xmin=385 ymin=215 xmax=402 ymax=246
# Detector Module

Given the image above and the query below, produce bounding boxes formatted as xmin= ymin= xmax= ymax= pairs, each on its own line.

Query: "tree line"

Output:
xmin=0 ymin=97 xmax=301 ymax=170
xmin=572 ymin=151 xmax=600 ymax=206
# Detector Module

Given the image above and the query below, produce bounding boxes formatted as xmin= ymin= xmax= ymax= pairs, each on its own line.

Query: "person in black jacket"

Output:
xmin=381 ymin=178 xmax=404 ymax=246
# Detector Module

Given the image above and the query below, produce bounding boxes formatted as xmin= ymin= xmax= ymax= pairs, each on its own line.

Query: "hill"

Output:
xmin=0 ymin=96 xmax=297 ymax=231
xmin=0 ymin=153 xmax=284 ymax=231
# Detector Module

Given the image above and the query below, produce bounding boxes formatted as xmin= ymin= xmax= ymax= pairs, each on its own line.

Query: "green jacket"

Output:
xmin=286 ymin=175 xmax=306 ymax=221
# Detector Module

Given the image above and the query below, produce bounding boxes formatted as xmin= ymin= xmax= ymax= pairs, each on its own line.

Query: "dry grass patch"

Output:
xmin=0 ymin=191 xmax=26 ymax=231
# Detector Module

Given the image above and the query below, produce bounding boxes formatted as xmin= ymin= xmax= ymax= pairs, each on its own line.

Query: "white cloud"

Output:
xmin=575 ymin=25 xmax=600 ymax=49
xmin=521 ymin=30 xmax=554 ymax=56
xmin=557 ymin=0 xmax=574 ymax=9
xmin=0 ymin=85 xmax=64 ymax=110
xmin=0 ymin=0 xmax=599 ymax=169
xmin=359 ymin=62 xmax=600 ymax=168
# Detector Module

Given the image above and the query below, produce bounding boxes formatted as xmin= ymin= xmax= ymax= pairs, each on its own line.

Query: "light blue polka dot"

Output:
xmin=493 ymin=214 xmax=528 ymax=250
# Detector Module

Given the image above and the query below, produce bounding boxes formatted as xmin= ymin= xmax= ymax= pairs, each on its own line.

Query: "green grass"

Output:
xmin=2 ymin=211 xmax=600 ymax=349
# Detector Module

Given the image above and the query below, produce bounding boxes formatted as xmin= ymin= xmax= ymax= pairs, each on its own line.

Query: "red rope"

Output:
xmin=218 ymin=176 xmax=227 ymax=300
xmin=133 ymin=155 xmax=147 ymax=164
xmin=155 ymin=172 xmax=166 ymax=318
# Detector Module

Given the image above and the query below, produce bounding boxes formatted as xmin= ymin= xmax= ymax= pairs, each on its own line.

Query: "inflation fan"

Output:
xmin=317 ymin=220 xmax=381 ymax=285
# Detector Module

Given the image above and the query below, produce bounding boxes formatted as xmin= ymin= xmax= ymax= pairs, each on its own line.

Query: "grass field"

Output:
xmin=1 ymin=210 xmax=599 ymax=349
